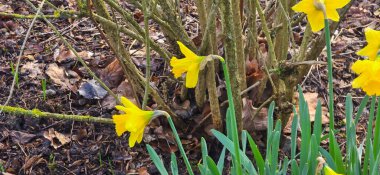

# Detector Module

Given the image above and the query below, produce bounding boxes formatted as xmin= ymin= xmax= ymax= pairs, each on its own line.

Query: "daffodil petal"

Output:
xmin=325 ymin=0 xmax=350 ymax=9
xmin=324 ymin=165 xmax=343 ymax=175
xmin=129 ymin=131 xmax=139 ymax=147
xmin=120 ymin=96 xmax=140 ymax=110
xmin=136 ymin=128 xmax=145 ymax=143
xmin=113 ymin=114 xmax=128 ymax=136
xmin=351 ymin=60 xmax=370 ymax=74
xmin=177 ymin=41 xmax=198 ymax=60
xmin=325 ymin=7 xmax=340 ymax=21
xmin=291 ymin=0 xmax=315 ymax=14
xmin=115 ymin=105 xmax=130 ymax=113
xmin=185 ymin=63 xmax=201 ymax=88
xmin=170 ymin=56 xmax=193 ymax=78
xmin=307 ymin=10 xmax=325 ymax=32
xmin=357 ymin=45 xmax=379 ymax=61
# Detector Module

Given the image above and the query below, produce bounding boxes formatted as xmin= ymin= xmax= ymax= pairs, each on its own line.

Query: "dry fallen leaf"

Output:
xmin=46 ymin=63 xmax=77 ymax=91
xmin=22 ymin=155 xmax=44 ymax=170
xmin=43 ymin=128 xmax=71 ymax=149
xmin=20 ymin=61 xmax=43 ymax=79
xmin=284 ymin=92 xmax=329 ymax=134
xmin=10 ymin=130 xmax=36 ymax=144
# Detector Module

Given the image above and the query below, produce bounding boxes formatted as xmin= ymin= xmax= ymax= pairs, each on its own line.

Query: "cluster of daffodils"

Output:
xmin=351 ymin=28 xmax=380 ymax=96
xmin=112 ymin=42 xmax=205 ymax=148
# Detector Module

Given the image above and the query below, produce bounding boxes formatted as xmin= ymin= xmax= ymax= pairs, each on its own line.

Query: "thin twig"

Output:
xmin=1 ymin=0 xmax=46 ymax=116
xmin=0 ymin=105 xmax=113 ymax=124
xmin=24 ymin=0 xmax=120 ymax=104
xmin=141 ymin=0 xmax=151 ymax=109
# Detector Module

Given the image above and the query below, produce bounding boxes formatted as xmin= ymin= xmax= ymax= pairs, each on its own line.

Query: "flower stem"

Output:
xmin=324 ymin=19 xmax=334 ymax=131
xmin=167 ymin=117 xmax=194 ymax=175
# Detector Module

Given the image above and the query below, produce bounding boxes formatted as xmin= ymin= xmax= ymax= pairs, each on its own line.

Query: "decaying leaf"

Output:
xmin=99 ymin=59 xmax=124 ymax=89
xmin=284 ymin=92 xmax=329 ymax=134
xmin=20 ymin=61 xmax=43 ymax=79
xmin=43 ymin=128 xmax=71 ymax=149
xmin=46 ymin=63 xmax=77 ymax=91
xmin=10 ymin=131 xmax=36 ymax=144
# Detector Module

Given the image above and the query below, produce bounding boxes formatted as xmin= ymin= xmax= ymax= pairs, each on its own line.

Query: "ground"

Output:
xmin=0 ymin=0 xmax=379 ymax=174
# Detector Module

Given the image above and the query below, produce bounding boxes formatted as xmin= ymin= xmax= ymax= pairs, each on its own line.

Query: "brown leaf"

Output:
xmin=46 ymin=63 xmax=77 ymax=91
xmin=54 ymin=45 xmax=76 ymax=63
xmin=100 ymin=59 xmax=124 ymax=89
xmin=10 ymin=131 xmax=36 ymax=144
xmin=43 ymin=128 xmax=71 ymax=149
xmin=284 ymin=92 xmax=329 ymax=134
xmin=20 ymin=61 xmax=43 ymax=79
xmin=22 ymin=155 xmax=44 ymax=170
xmin=101 ymin=79 xmax=136 ymax=109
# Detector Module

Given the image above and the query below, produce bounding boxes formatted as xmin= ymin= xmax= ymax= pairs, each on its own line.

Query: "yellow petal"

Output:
xmin=177 ymin=41 xmax=198 ymax=60
xmin=325 ymin=0 xmax=350 ymax=9
xmin=292 ymin=0 xmax=315 ymax=14
xmin=185 ymin=62 xmax=201 ymax=88
xmin=357 ymin=45 xmax=379 ymax=61
xmin=357 ymin=28 xmax=380 ymax=60
xmin=351 ymin=60 xmax=371 ymax=74
xmin=113 ymin=114 xmax=128 ymax=136
xmin=170 ymin=56 xmax=192 ymax=78
xmin=115 ymin=105 xmax=131 ymax=114
xmin=129 ymin=131 xmax=139 ymax=147
xmin=324 ymin=165 xmax=342 ymax=175
xmin=136 ymin=128 xmax=145 ymax=143
xmin=325 ymin=7 xmax=340 ymax=21
xmin=120 ymin=96 xmax=140 ymax=110
xmin=307 ymin=10 xmax=325 ymax=32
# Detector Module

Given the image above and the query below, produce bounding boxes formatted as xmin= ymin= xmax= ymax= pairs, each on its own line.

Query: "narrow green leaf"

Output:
xmin=354 ymin=95 xmax=369 ymax=125
xmin=206 ymin=156 xmax=221 ymax=175
xmin=217 ymin=147 xmax=226 ymax=174
xmin=313 ymin=100 xmax=322 ymax=146
xmin=171 ymin=152 xmax=178 ymax=175
xmin=291 ymin=107 xmax=299 ymax=161
xmin=146 ymin=144 xmax=169 ymax=175
xmin=242 ymin=130 xmax=247 ymax=154
xmin=291 ymin=159 xmax=299 ymax=175
xmin=363 ymin=96 xmax=376 ymax=175
xmin=247 ymin=133 xmax=264 ymax=175
xmin=201 ymin=138 xmax=208 ymax=167
xmin=319 ymin=147 xmax=337 ymax=171
xmin=211 ymin=129 xmax=257 ymax=175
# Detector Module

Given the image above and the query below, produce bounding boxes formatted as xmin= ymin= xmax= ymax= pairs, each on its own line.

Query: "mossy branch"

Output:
xmin=253 ymin=0 xmax=278 ymax=67
xmin=0 ymin=12 xmax=57 ymax=19
xmin=0 ymin=105 xmax=113 ymax=124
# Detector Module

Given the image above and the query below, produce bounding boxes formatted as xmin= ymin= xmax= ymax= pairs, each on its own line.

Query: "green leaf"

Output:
xmin=171 ymin=152 xmax=178 ymax=175
xmin=291 ymin=159 xmax=299 ymax=175
xmin=313 ymin=100 xmax=322 ymax=146
xmin=201 ymin=137 xmax=208 ymax=173
xmin=354 ymin=95 xmax=369 ymax=125
xmin=211 ymin=129 xmax=257 ymax=175
xmin=291 ymin=107 xmax=299 ymax=161
xmin=206 ymin=156 xmax=221 ymax=175
xmin=319 ymin=147 xmax=337 ymax=171
xmin=247 ymin=133 xmax=265 ymax=175
xmin=363 ymin=96 xmax=376 ymax=175
xmin=146 ymin=144 xmax=169 ymax=175
xmin=217 ymin=147 xmax=226 ymax=173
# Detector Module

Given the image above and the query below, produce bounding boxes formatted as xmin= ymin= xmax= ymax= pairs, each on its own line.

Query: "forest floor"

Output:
xmin=0 ymin=0 xmax=379 ymax=174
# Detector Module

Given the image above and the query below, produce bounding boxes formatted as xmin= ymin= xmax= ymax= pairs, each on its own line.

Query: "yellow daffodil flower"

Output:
xmin=323 ymin=165 xmax=342 ymax=175
xmin=357 ymin=28 xmax=380 ymax=61
xmin=113 ymin=96 xmax=155 ymax=147
xmin=351 ymin=59 xmax=380 ymax=96
xmin=292 ymin=0 xmax=350 ymax=32
xmin=170 ymin=41 xmax=205 ymax=88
